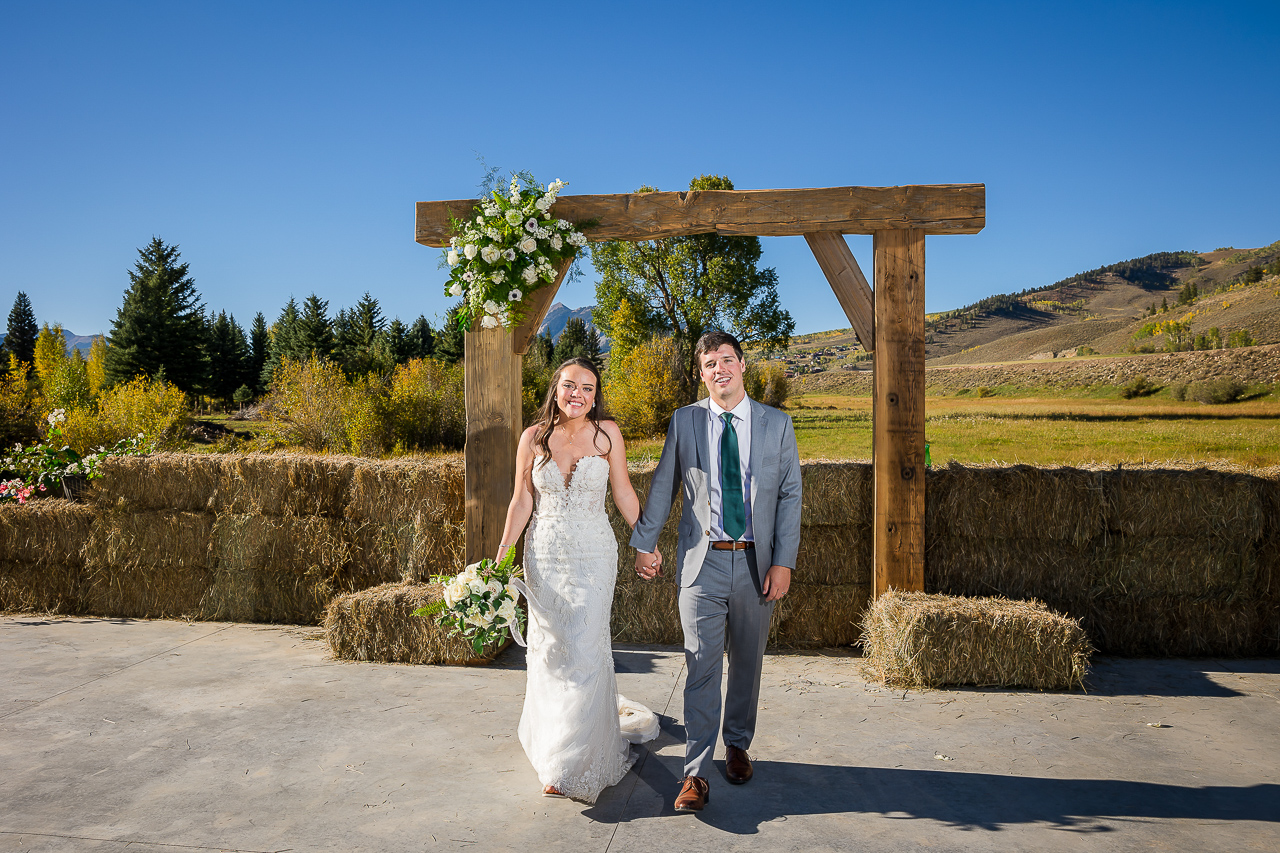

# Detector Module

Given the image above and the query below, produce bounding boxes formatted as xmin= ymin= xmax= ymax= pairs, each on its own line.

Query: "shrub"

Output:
xmin=976 ymin=387 xmax=995 ymax=398
xmin=44 ymin=356 xmax=93 ymax=411
xmin=0 ymin=361 xmax=40 ymax=447
xmin=1168 ymin=382 xmax=1188 ymax=401
xmin=1188 ymin=377 xmax=1245 ymax=405
xmin=745 ymin=360 xmax=791 ymax=408
xmin=387 ymin=358 xmax=465 ymax=451
xmin=60 ymin=376 xmax=190 ymax=454
xmin=607 ymin=336 xmax=683 ymax=438
xmin=1076 ymin=345 xmax=1098 ymax=357
xmin=1120 ymin=375 xmax=1158 ymax=399
xmin=263 ymin=356 xmax=352 ymax=452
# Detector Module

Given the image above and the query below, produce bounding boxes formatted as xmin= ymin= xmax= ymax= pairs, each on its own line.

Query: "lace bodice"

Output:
xmin=529 ymin=454 xmax=610 ymax=517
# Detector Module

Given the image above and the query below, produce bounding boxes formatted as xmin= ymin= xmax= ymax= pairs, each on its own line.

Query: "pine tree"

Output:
xmin=206 ymin=311 xmax=250 ymax=404
xmin=552 ymin=318 xmax=603 ymax=370
xmin=408 ymin=315 xmax=435 ymax=360
xmin=295 ymin=293 xmax=335 ymax=359
xmin=249 ymin=313 xmax=269 ymax=394
xmin=260 ymin=298 xmax=301 ymax=389
xmin=434 ymin=304 xmax=466 ymax=365
xmin=104 ymin=237 xmax=207 ymax=393
xmin=5 ymin=292 xmax=39 ymax=373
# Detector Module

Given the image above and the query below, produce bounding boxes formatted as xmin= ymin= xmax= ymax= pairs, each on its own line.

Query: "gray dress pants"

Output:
xmin=677 ymin=546 xmax=773 ymax=779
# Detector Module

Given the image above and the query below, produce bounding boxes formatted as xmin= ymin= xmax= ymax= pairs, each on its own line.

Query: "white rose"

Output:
xmin=535 ymin=195 xmax=552 ymax=212
xmin=505 ymin=582 xmax=519 ymax=600
xmin=469 ymin=576 xmax=488 ymax=595
xmin=480 ymin=314 xmax=499 ymax=329
xmin=483 ymin=300 xmax=501 ymax=314
xmin=446 ymin=249 xmax=460 ymax=266
xmin=509 ymin=287 xmax=524 ymax=301
xmin=518 ymin=236 xmax=537 ymax=254
xmin=486 ymin=579 xmax=503 ymax=596
xmin=550 ymin=234 xmax=563 ymax=251
xmin=521 ymin=266 xmax=538 ymax=284
xmin=464 ymin=243 xmax=478 ymax=260
xmin=480 ymin=245 xmax=500 ymax=264
xmin=497 ymin=600 xmax=517 ymax=623
xmin=466 ymin=612 xmax=488 ymax=628
xmin=490 ymin=270 xmax=506 ymax=284
xmin=475 ymin=215 xmax=484 ymax=224
xmin=447 ymin=283 xmax=463 ymax=296
xmin=505 ymin=209 xmax=523 ymax=226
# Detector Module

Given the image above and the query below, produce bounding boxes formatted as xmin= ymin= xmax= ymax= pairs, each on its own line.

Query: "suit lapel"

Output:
xmin=693 ymin=398 xmax=711 ymax=472
xmin=749 ymin=398 xmax=765 ymax=505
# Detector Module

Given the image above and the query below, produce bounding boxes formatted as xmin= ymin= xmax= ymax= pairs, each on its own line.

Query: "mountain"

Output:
xmin=536 ymin=303 xmax=609 ymax=350
xmin=0 ymin=328 xmax=99 ymax=355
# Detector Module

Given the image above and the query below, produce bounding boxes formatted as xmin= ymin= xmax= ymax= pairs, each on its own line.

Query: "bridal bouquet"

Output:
xmin=443 ymin=172 xmax=589 ymax=332
xmin=414 ymin=548 xmax=528 ymax=655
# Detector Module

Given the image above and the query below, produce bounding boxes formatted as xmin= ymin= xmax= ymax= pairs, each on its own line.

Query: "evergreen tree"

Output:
xmin=335 ymin=292 xmax=385 ymax=375
xmin=260 ymin=298 xmax=301 ymax=388
xmin=552 ymin=318 xmax=604 ymax=370
xmin=249 ymin=312 xmax=269 ymax=394
xmin=207 ymin=311 xmax=250 ymax=404
xmin=378 ymin=318 xmax=413 ymax=367
xmin=104 ymin=237 xmax=207 ymax=393
xmin=434 ymin=304 xmax=466 ymax=365
xmin=408 ymin=315 xmax=435 ymax=360
xmin=295 ymin=293 xmax=335 ymax=360
xmin=5 ymin=292 xmax=38 ymax=372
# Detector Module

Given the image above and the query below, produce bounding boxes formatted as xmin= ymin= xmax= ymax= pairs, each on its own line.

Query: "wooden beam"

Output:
xmin=464 ymin=325 xmax=522 ymax=565
xmin=416 ymin=184 xmax=985 ymax=247
xmin=872 ymin=229 xmax=926 ymax=596
xmin=511 ymin=256 xmax=574 ymax=356
xmin=804 ymin=232 xmax=875 ymax=351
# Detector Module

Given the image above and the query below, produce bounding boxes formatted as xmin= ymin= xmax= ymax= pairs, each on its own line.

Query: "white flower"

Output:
xmin=48 ymin=409 xmax=67 ymax=425
xmin=468 ymin=575 xmax=489 ymax=595
xmin=521 ymin=266 xmax=538 ymax=284
xmin=505 ymin=209 xmax=523 ymax=226
xmin=535 ymin=226 xmax=550 ymax=239
xmin=491 ymin=271 xmax=506 ymax=285
xmin=535 ymin=196 xmax=553 ymax=212
xmin=518 ymin=236 xmax=537 ymax=254
xmin=461 ymin=271 xmax=475 ymax=283
xmin=443 ymin=582 xmax=463 ymax=607
xmin=567 ymin=232 xmax=587 ymax=247
xmin=475 ymin=215 xmax=484 ymax=224
xmin=502 ymin=248 xmax=516 ymax=262
xmin=505 ymin=582 xmax=519 ymax=600
xmin=497 ymin=599 xmax=517 ymax=623
xmin=466 ymin=612 xmax=488 ymax=628
xmin=557 ymin=219 xmax=570 ymax=230
xmin=550 ymin=234 xmax=563 ymax=251
xmin=464 ymin=243 xmax=478 ymax=260
xmin=447 ymin=282 xmax=463 ymax=296
xmin=509 ymin=287 xmax=524 ymax=301
xmin=485 ymin=578 xmax=503 ymax=596
xmin=480 ymin=314 xmax=499 ymax=329
xmin=525 ymin=218 xmax=539 ymax=233
xmin=446 ymin=248 xmax=460 ymax=266
xmin=483 ymin=300 xmax=501 ymax=314
xmin=480 ymin=245 xmax=501 ymax=264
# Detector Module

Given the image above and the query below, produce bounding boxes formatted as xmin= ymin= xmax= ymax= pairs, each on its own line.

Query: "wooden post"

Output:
xmin=872 ymin=229 xmax=926 ymax=595
xmin=464 ymin=324 xmax=522 ymax=565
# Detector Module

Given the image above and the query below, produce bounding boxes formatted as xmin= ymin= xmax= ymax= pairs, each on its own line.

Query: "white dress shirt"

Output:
xmin=707 ymin=395 xmax=753 ymax=542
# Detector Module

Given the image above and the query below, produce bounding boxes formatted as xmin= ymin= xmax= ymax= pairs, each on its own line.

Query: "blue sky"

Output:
xmin=2 ymin=1 xmax=1277 ymax=338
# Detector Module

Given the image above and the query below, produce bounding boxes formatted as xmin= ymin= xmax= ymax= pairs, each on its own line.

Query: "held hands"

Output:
xmin=635 ymin=549 xmax=662 ymax=580
xmin=761 ymin=565 xmax=791 ymax=602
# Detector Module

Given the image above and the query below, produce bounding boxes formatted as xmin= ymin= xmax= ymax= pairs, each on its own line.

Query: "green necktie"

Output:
xmin=720 ymin=412 xmax=746 ymax=541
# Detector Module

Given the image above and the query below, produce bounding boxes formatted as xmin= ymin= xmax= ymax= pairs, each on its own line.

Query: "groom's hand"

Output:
xmin=761 ymin=565 xmax=791 ymax=602
xmin=635 ymin=550 xmax=662 ymax=580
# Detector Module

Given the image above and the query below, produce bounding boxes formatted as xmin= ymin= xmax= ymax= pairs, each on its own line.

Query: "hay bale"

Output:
xmin=1094 ymin=535 xmax=1259 ymax=600
xmin=211 ymin=513 xmax=352 ymax=575
xmin=83 ymin=509 xmax=214 ymax=569
xmin=346 ymin=456 xmax=464 ymax=525
xmin=1103 ymin=467 xmax=1264 ymax=539
xmin=81 ymin=564 xmax=214 ymax=618
xmin=799 ymin=462 xmax=873 ymax=527
xmin=349 ymin=516 xmax=464 ymax=583
xmin=1256 ymin=472 xmax=1280 ymax=599
xmin=770 ymin=582 xmax=869 ymax=648
xmin=325 ymin=581 xmax=505 ymax=664
xmin=91 ymin=453 xmax=223 ymax=512
xmin=860 ymin=591 xmax=1092 ymax=690
xmin=0 ymin=559 xmax=82 ymax=613
xmin=926 ymin=537 xmax=1093 ymax=603
xmin=200 ymin=566 xmax=337 ymax=624
xmin=608 ymin=484 xmax=682 ymax=587
xmin=217 ymin=453 xmax=356 ymax=517
xmin=1074 ymin=596 xmax=1267 ymax=657
xmin=0 ymin=500 xmax=95 ymax=567
xmin=926 ymin=463 xmax=1104 ymax=543
xmin=794 ymin=525 xmax=871 ymax=586
xmin=610 ymin=579 xmax=682 ymax=645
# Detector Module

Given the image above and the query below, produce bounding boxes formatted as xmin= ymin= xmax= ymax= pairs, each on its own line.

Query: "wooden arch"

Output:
xmin=416 ymin=184 xmax=986 ymax=596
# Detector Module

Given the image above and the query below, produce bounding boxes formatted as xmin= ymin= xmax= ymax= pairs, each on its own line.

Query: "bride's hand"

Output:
xmin=635 ymin=550 xmax=662 ymax=580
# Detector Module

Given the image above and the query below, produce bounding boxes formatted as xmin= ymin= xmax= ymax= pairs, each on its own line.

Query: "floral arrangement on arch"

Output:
xmin=443 ymin=173 xmax=588 ymax=332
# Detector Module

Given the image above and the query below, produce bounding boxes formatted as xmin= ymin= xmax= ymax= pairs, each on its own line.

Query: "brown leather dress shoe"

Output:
xmin=725 ymin=745 xmax=753 ymax=784
xmin=674 ymin=775 xmax=710 ymax=812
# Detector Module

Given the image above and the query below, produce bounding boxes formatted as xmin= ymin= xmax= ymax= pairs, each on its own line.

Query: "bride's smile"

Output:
xmin=555 ymin=365 xmax=597 ymax=422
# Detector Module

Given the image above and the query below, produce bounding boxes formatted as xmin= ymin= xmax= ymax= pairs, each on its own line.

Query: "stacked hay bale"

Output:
xmin=925 ymin=462 xmax=1280 ymax=656
xmin=325 ymin=581 xmax=502 ymax=665
xmin=0 ymin=499 xmax=95 ymax=612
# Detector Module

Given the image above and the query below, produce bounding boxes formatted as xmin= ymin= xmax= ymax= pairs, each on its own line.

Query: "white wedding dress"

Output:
xmin=518 ymin=454 xmax=659 ymax=802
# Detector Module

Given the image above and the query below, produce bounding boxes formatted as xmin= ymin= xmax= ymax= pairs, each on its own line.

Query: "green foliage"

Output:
xmin=1168 ymin=382 xmax=1188 ymax=401
xmin=32 ymin=323 xmax=67 ymax=387
xmin=1120 ymin=375 xmax=1158 ymax=399
xmin=260 ymin=298 xmax=302 ymax=388
xmin=552 ymin=317 xmax=603 ymax=370
xmin=1226 ymin=329 xmax=1255 ymax=348
xmin=433 ymin=304 xmax=466 ymax=366
xmin=104 ymin=238 xmax=208 ymax=394
xmin=1177 ymin=281 xmax=1199 ymax=305
xmin=1187 ymin=377 xmax=1245 ymax=404
xmin=1076 ymin=345 xmax=1098 ymax=356
xmin=5 ymin=292 xmax=38 ymax=371
xmin=0 ymin=361 xmax=39 ymax=446
xmin=60 ymin=376 xmax=190 ymax=455
xmin=591 ymin=174 xmax=795 ymax=404
xmin=206 ymin=311 xmax=252 ymax=405
xmin=521 ymin=331 xmax=556 ymax=426
xmin=606 ymin=335 xmax=683 ymax=438
xmin=248 ymin=313 xmax=270 ymax=395
xmin=45 ymin=353 xmax=93 ymax=411
xmin=386 ymin=358 xmax=465 ymax=451
xmin=976 ymin=387 xmax=995 ymax=398
xmin=744 ymin=360 xmax=790 ymax=408
xmin=295 ymin=293 xmax=335 ymax=360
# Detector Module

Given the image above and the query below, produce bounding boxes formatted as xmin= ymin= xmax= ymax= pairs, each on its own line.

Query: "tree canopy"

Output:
xmin=590 ymin=174 xmax=794 ymax=402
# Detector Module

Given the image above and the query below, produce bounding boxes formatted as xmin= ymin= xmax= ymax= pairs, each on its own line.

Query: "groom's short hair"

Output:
xmin=694 ymin=331 xmax=744 ymax=364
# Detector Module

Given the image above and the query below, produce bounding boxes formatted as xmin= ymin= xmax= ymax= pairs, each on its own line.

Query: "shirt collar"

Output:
xmin=708 ymin=394 xmax=751 ymax=422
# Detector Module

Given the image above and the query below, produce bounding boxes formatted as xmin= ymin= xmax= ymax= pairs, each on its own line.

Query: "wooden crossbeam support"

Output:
xmin=804 ymin=232 xmax=875 ymax=351
xmin=464 ymin=325 xmax=522 ymax=564
xmin=510 ymin=256 xmax=575 ymax=355
xmin=416 ymin=184 xmax=984 ymax=247
xmin=872 ymin=229 xmax=927 ymax=595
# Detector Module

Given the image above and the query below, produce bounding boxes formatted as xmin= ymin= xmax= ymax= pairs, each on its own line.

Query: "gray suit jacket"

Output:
xmin=630 ymin=397 xmax=802 ymax=588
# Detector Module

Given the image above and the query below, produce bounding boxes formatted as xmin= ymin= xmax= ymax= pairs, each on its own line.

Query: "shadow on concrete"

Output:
xmin=1082 ymin=659 xmax=1248 ymax=697
xmin=591 ymin=761 xmax=1280 ymax=834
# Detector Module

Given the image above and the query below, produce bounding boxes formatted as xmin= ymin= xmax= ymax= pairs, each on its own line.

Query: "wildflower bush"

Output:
xmin=607 ymin=336 xmax=683 ymax=438
xmin=58 ymin=376 xmax=190 ymax=455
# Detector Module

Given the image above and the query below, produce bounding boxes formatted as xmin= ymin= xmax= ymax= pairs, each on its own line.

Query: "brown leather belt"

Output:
xmin=710 ymin=541 xmax=754 ymax=551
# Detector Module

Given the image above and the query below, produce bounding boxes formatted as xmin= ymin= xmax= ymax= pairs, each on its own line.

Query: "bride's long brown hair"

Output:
xmin=533 ymin=358 xmax=613 ymax=467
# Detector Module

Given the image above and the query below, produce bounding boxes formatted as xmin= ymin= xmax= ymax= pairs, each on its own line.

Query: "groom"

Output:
xmin=631 ymin=330 xmax=802 ymax=813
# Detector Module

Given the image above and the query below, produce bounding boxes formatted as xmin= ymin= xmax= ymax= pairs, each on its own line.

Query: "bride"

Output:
xmin=497 ymin=357 xmax=660 ymax=802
